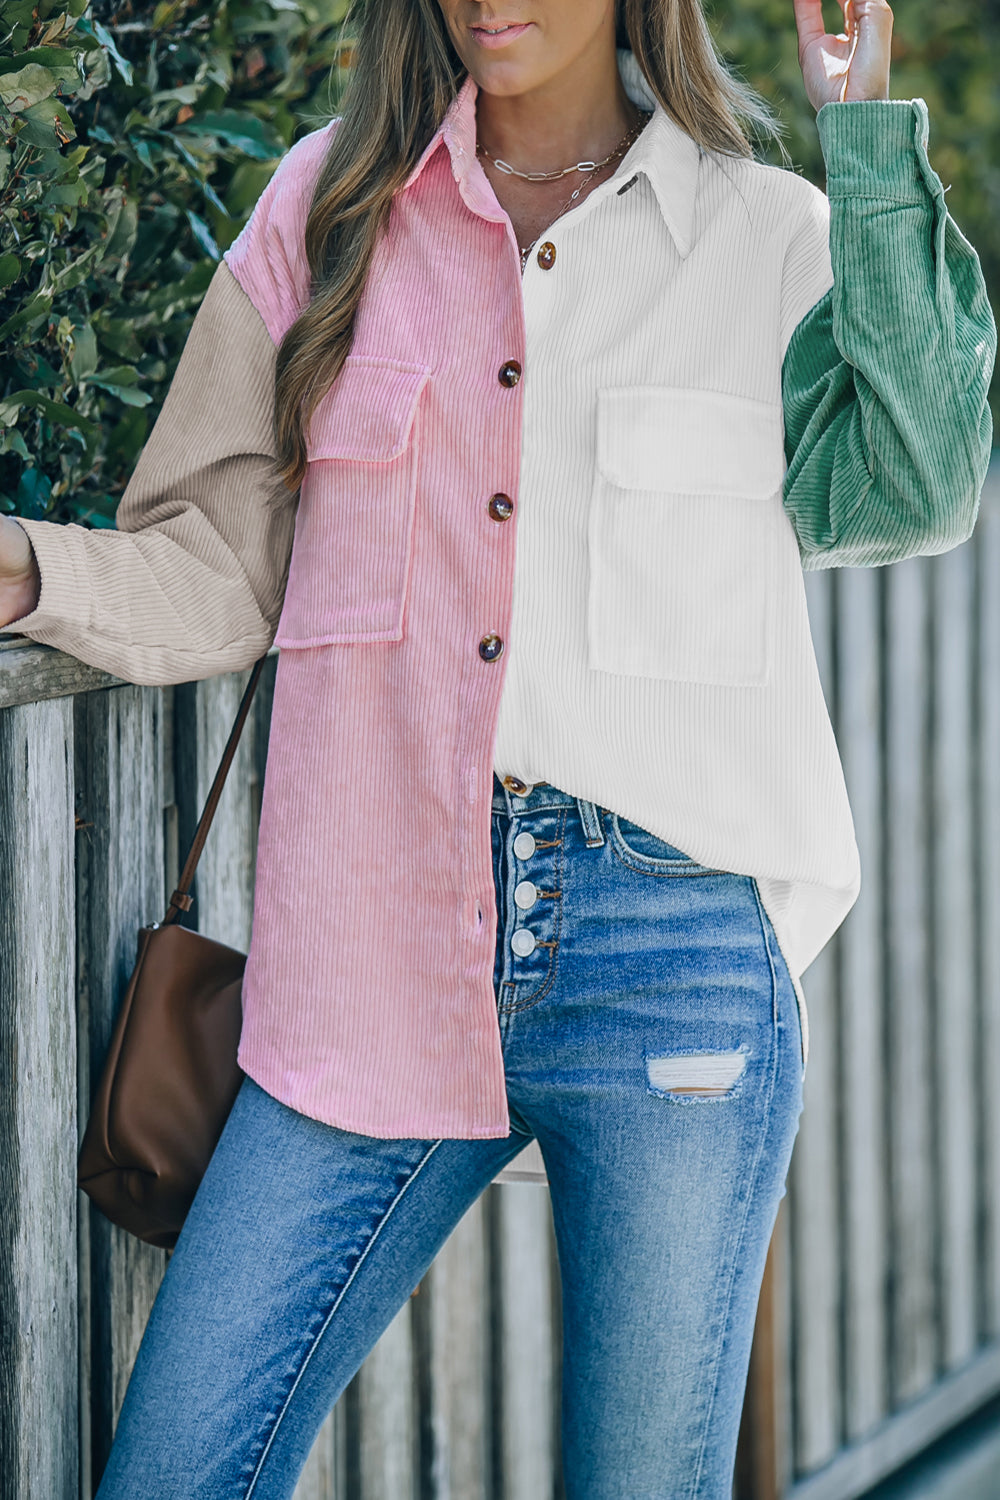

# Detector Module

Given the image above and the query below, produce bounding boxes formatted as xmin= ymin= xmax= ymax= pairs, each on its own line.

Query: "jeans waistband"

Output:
xmin=491 ymin=774 xmax=606 ymax=847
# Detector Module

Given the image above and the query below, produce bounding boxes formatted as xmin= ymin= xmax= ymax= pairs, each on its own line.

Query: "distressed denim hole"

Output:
xmin=645 ymin=1049 xmax=748 ymax=1099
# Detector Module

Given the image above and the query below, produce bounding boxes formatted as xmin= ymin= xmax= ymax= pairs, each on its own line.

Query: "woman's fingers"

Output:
xmin=793 ymin=0 xmax=893 ymax=111
xmin=840 ymin=0 xmax=893 ymax=100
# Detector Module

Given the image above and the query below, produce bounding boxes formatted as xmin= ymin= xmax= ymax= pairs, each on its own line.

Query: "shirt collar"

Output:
xmin=401 ymin=49 xmax=703 ymax=259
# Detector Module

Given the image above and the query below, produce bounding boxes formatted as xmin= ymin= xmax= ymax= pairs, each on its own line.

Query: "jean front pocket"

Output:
xmin=608 ymin=813 xmax=728 ymax=877
xmin=587 ymin=386 xmax=788 ymax=687
xmin=274 ymin=355 xmax=431 ymax=649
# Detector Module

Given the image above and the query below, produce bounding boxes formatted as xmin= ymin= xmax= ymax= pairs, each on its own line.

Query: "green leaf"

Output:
xmin=79 ymin=508 xmax=118 ymax=529
xmin=0 ymin=391 xmax=98 ymax=444
xmin=41 ymin=178 xmax=89 ymax=209
xmin=0 ymin=0 xmax=38 ymax=23
xmin=150 ymin=83 xmax=201 ymax=106
xmin=130 ymin=136 xmax=155 ymax=171
xmin=103 ymin=404 xmax=149 ymax=468
xmin=14 ymin=96 xmax=76 ymax=150
xmin=0 ymin=253 xmax=21 ymax=289
xmin=85 ymin=367 xmax=152 ymax=406
xmin=69 ymin=322 xmax=98 ymax=380
xmin=0 ymin=291 xmax=54 ymax=344
xmin=184 ymin=207 xmax=220 ymax=260
xmin=14 ymin=468 xmax=53 ymax=521
xmin=89 ymin=383 xmax=152 ymax=407
xmin=103 ymin=195 xmax=139 ymax=262
xmin=96 ymin=317 xmax=142 ymax=361
xmin=0 ymin=65 xmax=59 ymax=112
xmin=176 ymin=109 xmax=283 ymax=161
xmin=92 ymin=18 xmax=135 ymax=86
xmin=0 ymin=428 xmax=30 ymax=461
xmin=0 ymin=49 xmax=78 ymax=78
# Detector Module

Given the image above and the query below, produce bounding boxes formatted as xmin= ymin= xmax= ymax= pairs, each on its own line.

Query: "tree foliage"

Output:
xmin=0 ymin=0 xmax=996 ymax=526
xmin=0 ymin=0 xmax=351 ymax=525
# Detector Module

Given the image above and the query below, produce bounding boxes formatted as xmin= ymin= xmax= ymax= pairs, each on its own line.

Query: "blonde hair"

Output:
xmin=274 ymin=0 xmax=784 ymax=487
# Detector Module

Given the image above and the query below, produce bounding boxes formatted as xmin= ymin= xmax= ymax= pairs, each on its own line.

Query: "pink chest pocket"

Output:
xmin=274 ymin=354 xmax=432 ymax=648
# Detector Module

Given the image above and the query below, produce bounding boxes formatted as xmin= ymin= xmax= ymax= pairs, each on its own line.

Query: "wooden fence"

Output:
xmin=0 ymin=458 xmax=996 ymax=1499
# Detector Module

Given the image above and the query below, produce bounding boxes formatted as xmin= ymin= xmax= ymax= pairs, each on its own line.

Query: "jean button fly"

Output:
xmin=511 ymin=929 xmax=536 ymax=957
xmin=513 ymin=831 xmax=536 ymax=860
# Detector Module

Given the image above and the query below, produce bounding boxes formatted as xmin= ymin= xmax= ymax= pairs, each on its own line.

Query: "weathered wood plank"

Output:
xmin=783 ymin=1345 xmax=1000 ymax=1500
xmin=930 ymin=538 xmax=979 ymax=1372
xmin=0 ymin=636 xmax=125 ymax=709
xmin=414 ymin=1196 xmax=490 ymax=1500
xmin=789 ymin=933 xmax=841 ymax=1478
xmin=75 ymin=685 xmax=169 ymax=1481
xmin=293 ymin=1406 xmax=344 ymax=1500
xmin=884 ymin=558 xmax=937 ymax=1404
xmin=735 ymin=1203 xmax=792 ymax=1500
xmin=791 ymin=570 xmax=842 ymax=1475
xmin=0 ymin=696 xmax=79 ymax=1498
xmin=975 ymin=464 xmax=999 ymax=1344
xmin=834 ymin=566 xmax=888 ymax=1440
xmin=349 ymin=1300 xmax=417 ymax=1500
xmin=175 ymin=670 xmax=260 ymax=951
xmin=492 ymin=1183 xmax=557 ymax=1500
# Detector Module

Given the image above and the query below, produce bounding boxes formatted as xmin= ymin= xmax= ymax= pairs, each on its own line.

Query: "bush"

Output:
xmin=0 ymin=0 xmax=996 ymax=527
xmin=0 ymin=0 xmax=351 ymax=526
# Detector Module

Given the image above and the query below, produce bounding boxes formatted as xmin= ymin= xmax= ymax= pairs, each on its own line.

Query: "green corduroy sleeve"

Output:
xmin=780 ymin=98 xmax=997 ymax=571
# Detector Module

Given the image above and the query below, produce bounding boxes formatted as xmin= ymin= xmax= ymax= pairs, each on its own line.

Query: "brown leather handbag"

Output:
xmin=77 ymin=657 xmax=268 ymax=1249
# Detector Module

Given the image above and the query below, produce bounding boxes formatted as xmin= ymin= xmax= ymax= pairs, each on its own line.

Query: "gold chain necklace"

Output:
xmin=476 ymin=111 xmax=650 ymax=271
xmin=475 ymin=110 xmax=644 ymax=183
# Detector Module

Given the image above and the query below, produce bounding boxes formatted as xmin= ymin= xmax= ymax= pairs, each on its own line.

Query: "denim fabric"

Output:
xmin=96 ymin=778 xmax=804 ymax=1500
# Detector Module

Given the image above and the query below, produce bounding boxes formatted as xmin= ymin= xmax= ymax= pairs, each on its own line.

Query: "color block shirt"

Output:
xmin=6 ymin=54 xmax=994 ymax=1136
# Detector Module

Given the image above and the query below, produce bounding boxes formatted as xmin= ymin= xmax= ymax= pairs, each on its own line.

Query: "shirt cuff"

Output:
xmin=0 ymin=517 xmax=92 ymax=640
xmin=816 ymin=97 xmax=942 ymax=205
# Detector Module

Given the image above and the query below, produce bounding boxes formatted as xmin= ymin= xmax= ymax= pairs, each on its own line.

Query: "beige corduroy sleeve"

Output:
xmin=2 ymin=261 xmax=297 ymax=685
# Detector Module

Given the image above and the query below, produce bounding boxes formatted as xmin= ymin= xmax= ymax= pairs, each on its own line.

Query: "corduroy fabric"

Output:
xmin=781 ymin=97 xmax=996 ymax=568
xmin=9 ymin=265 xmax=293 ymax=683
xmin=4 ymin=58 xmax=993 ymax=1136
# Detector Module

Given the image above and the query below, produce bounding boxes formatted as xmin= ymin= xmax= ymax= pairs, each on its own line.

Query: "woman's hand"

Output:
xmin=794 ymin=0 xmax=893 ymax=110
xmin=0 ymin=515 xmax=42 ymax=627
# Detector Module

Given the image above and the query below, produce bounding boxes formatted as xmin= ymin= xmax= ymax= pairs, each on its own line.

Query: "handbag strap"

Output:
xmin=162 ymin=656 xmax=268 ymax=926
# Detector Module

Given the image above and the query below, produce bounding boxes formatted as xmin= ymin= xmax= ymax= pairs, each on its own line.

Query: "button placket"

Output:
xmin=500 ymin=807 xmax=565 ymax=1013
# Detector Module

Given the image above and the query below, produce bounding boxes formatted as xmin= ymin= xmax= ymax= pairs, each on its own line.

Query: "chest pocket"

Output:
xmin=587 ymin=387 xmax=787 ymax=687
xmin=274 ymin=355 xmax=431 ymax=649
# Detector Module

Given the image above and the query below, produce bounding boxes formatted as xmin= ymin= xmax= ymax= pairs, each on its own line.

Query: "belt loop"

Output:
xmin=576 ymin=798 xmax=605 ymax=847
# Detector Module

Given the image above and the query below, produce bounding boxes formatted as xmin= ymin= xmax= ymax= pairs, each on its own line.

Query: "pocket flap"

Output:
xmin=306 ymin=356 xmax=431 ymax=463
xmin=596 ymin=387 xmax=786 ymax=499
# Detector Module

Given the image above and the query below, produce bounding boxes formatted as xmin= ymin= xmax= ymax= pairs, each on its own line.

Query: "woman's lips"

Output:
xmin=469 ymin=21 xmax=533 ymax=49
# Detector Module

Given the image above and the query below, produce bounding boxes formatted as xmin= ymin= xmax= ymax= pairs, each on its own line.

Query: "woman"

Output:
xmin=0 ymin=0 xmax=994 ymax=1495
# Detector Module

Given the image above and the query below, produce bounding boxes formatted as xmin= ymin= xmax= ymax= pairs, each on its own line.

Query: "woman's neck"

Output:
xmin=474 ymin=41 xmax=635 ymax=174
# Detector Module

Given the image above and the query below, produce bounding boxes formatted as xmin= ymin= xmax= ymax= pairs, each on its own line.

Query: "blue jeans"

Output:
xmin=96 ymin=778 xmax=805 ymax=1500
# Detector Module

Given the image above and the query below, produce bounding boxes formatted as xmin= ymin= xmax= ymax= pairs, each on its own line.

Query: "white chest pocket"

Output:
xmin=274 ymin=355 xmax=431 ymax=649
xmin=587 ymin=387 xmax=787 ymax=687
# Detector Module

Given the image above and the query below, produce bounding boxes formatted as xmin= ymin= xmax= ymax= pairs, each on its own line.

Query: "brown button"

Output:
xmin=498 ymin=360 xmax=522 ymax=388
xmin=502 ymin=775 xmax=530 ymax=795
xmin=488 ymin=493 xmax=514 ymax=522
xmin=536 ymin=241 xmax=556 ymax=270
xmin=479 ymin=633 xmax=504 ymax=662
